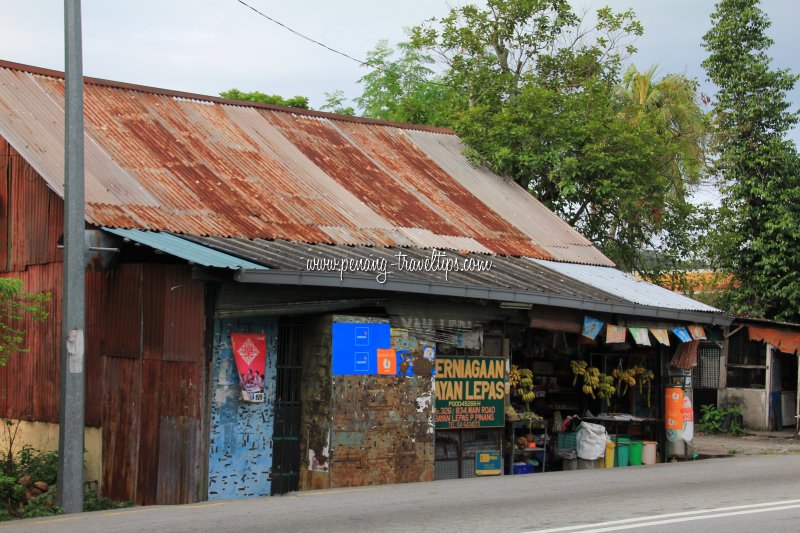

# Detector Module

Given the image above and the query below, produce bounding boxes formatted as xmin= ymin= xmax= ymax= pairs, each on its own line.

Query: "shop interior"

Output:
xmin=504 ymin=324 xmax=667 ymax=474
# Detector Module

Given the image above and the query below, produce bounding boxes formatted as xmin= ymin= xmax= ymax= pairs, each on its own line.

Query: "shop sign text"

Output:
xmin=434 ymin=357 xmax=505 ymax=429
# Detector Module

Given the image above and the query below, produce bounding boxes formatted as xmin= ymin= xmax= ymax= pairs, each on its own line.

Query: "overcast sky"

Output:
xmin=1 ymin=0 xmax=799 ymax=203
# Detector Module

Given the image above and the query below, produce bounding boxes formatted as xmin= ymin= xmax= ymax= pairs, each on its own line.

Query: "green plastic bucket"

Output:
xmin=614 ymin=438 xmax=630 ymax=467
xmin=628 ymin=440 xmax=643 ymax=466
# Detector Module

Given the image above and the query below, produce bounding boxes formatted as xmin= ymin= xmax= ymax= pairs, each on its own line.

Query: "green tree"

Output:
xmin=219 ymin=89 xmax=310 ymax=109
xmin=0 ymin=278 xmax=49 ymax=365
xmin=319 ymin=90 xmax=355 ymax=116
xmin=618 ymin=65 xmax=709 ymax=201
xmin=369 ymin=0 xmax=709 ymax=276
xmin=356 ymin=40 xmax=455 ymax=127
xmin=702 ymin=0 xmax=800 ymax=320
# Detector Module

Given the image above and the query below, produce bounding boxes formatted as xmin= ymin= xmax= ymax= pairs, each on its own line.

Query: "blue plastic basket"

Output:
xmin=513 ymin=463 xmax=535 ymax=475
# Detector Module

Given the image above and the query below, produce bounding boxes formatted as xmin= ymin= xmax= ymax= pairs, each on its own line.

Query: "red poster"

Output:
xmin=231 ymin=332 xmax=267 ymax=403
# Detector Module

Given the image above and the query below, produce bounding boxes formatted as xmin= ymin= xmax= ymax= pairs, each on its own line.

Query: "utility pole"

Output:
xmin=59 ymin=0 xmax=86 ymax=514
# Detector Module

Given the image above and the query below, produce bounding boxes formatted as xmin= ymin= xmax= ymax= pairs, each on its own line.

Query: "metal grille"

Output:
xmin=461 ymin=429 xmax=502 ymax=479
xmin=271 ymin=323 xmax=302 ymax=495
xmin=728 ymin=329 xmax=765 ymax=366
xmin=435 ymin=428 xmax=501 ymax=479
xmin=727 ymin=367 xmax=766 ymax=389
xmin=435 ymin=460 xmax=460 ymax=480
xmin=693 ymin=345 xmax=720 ymax=389
xmin=435 ymin=431 xmax=460 ymax=480
xmin=727 ymin=329 xmax=767 ymax=389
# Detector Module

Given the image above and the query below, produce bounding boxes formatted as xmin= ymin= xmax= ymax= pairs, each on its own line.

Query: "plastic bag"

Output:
xmin=576 ymin=422 xmax=608 ymax=460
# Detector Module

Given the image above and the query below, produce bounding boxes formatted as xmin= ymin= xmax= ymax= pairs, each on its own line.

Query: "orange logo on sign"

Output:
xmin=377 ymin=348 xmax=396 ymax=375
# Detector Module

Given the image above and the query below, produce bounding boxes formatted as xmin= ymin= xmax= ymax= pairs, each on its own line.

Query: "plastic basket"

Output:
xmin=513 ymin=463 xmax=535 ymax=475
xmin=557 ymin=432 xmax=577 ymax=450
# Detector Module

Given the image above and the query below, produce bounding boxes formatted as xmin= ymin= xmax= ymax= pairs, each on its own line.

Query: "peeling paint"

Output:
xmin=308 ymin=430 xmax=330 ymax=472
xmin=416 ymin=391 xmax=432 ymax=413
xmin=208 ymin=318 xmax=277 ymax=500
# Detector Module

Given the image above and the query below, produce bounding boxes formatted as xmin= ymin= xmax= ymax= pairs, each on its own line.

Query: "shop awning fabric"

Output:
xmin=748 ymin=326 xmax=800 ymax=355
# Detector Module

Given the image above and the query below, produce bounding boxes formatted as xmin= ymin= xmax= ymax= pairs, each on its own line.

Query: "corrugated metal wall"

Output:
xmin=1 ymin=136 xmax=63 ymax=271
xmin=100 ymin=264 xmax=205 ymax=505
xmin=207 ymin=317 xmax=277 ymax=499
xmin=1 ymin=144 xmax=207 ymax=504
xmin=0 ymin=263 xmax=206 ymax=504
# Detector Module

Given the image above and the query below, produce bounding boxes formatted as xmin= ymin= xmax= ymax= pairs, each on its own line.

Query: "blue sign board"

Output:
xmin=332 ymin=322 xmax=392 ymax=375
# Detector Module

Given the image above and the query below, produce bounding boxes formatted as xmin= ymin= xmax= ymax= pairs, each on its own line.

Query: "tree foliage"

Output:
xmin=319 ymin=90 xmax=355 ymax=116
xmin=356 ymin=40 xmax=455 ymax=127
xmin=356 ymin=1 xmax=710 ymax=278
xmin=219 ymin=88 xmax=310 ymax=109
xmin=702 ymin=0 xmax=800 ymax=321
xmin=0 ymin=278 xmax=49 ymax=365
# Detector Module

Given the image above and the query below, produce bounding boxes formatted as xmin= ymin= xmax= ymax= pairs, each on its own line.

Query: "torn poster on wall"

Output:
xmin=231 ymin=332 xmax=267 ymax=402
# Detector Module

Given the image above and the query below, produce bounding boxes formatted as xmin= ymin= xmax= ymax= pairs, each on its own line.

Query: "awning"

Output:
xmin=102 ymin=228 xmax=268 ymax=270
xmin=530 ymin=259 xmax=720 ymax=313
xmin=748 ymin=326 xmax=800 ymax=355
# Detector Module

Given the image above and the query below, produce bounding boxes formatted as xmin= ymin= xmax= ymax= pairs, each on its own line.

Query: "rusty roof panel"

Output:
xmin=405 ymin=131 xmax=614 ymax=266
xmin=0 ymin=60 xmax=612 ymax=264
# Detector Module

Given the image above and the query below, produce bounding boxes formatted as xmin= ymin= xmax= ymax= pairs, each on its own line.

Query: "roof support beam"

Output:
xmin=235 ymin=269 xmax=734 ymax=326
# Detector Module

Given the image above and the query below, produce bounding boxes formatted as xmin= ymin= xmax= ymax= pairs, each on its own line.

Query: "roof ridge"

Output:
xmin=0 ymin=58 xmax=456 ymax=134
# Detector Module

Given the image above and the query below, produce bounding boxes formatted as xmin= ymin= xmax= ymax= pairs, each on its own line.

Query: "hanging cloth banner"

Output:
xmin=606 ymin=325 xmax=627 ymax=344
xmin=688 ymin=325 xmax=707 ymax=340
xmin=650 ymin=328 xmax=670 ymax=346
xmin=582 ymin=316 xmax=604 ymax=340
xmin=231 ymin=332 xmax=267 ymax=402
xmin=629 ymin=327 xmax=651 ymax=346
xmin=671 ymin=327 xmax=692 ymax=343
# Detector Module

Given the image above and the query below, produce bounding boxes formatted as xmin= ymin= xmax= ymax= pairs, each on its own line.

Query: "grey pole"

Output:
xmin=59 ymin=0 xmax=86 ymax=514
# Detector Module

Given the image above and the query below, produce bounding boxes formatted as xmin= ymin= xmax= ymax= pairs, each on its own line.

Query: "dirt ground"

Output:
xmin=692 ymin=429 xmax=800 ymax=456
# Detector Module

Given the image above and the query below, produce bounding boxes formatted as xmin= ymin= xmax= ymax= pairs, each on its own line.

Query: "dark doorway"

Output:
xmin=271 ymin=323 xmax=303 ymax=495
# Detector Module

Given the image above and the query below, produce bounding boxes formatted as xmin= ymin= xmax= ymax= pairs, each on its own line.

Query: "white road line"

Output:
xmin=522 ymin=499 xmax=800 ymax=533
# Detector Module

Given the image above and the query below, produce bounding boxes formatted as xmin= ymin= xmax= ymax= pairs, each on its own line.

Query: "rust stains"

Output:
xmin=0 ymin=60 xmax=613 ymax=264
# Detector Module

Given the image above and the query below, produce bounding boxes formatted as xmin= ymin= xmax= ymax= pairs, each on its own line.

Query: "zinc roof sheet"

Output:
xmin=531 ymin=259 xmax=720 ymax=312
xmin=181 ymin=235 xmax=625 ymax=301
xmin=0 ymin=59 xmax=612 ymax=264
xmin=103 ymin=228 xmax=267 ymax=270
xmin=181 ymin=235 xmax=726 ymax=322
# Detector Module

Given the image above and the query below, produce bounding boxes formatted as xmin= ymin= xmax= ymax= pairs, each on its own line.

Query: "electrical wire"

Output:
xmin=234 ymin=0 xmax=452 ymax=89
xmin=235 ymin=0 xmax=374 ymax=68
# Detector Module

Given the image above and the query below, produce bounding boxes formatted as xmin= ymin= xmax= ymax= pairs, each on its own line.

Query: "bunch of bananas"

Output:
xmin=634 ymin=365 xmax=655 ymax=407
xmin=570 ymin=360 xmax=588 ymax=385
xmin=585 ymin=366 xmax=600 ymax=387
xmin=510 ymin=365 xmax=536 ymax=407
xmin=509 ymin=365 xmax=522 ymax=389
xmin=571 ymin=360 xmax=613 ymax=400
xmin=597 ymin=374 xmax=616 ymax=406
xmin=613 ymin=367 xmax=637 ymax=395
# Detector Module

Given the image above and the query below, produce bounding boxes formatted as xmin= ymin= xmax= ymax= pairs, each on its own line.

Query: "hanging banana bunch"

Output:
xmin=510 ymin=365 xmax=536 ymax=411
xmin=597 ymin=374 xmax=616 ymax=406
xmin=570 ymin=360 xmax=587 ymax=386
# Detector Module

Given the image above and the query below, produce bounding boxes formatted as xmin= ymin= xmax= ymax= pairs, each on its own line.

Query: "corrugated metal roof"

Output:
xmin=181 ymin=235 xmax=624 ymax=301
xmin=0 ymin=59 xmax=612 ymax=265
xmin=103 ymin=228 xmax=267 ymax=270
xmin=531 ymin=259 xmax=720 ymax=312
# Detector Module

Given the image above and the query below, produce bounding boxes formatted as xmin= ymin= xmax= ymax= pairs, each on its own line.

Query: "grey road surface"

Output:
xmin=4 ymin=454 xmax=800 ymax=533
